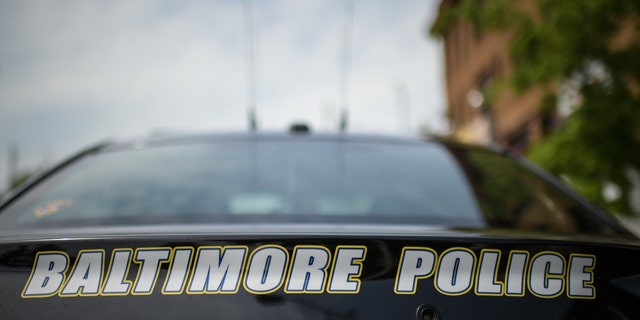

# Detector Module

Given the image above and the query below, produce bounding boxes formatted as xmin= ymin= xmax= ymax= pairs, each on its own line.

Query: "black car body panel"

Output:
xmin=2 ymin=231 xmax=640 ymax=319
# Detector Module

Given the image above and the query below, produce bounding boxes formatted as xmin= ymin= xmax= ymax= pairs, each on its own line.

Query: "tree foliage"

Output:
xmin=432 ymin=0 xmax=640 ymax=215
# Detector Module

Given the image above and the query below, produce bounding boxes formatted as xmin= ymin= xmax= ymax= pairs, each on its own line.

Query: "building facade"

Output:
xmin=435 ymin=0 xmax=551 ymax=153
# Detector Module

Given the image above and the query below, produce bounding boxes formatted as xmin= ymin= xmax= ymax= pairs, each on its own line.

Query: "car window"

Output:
xmin=0 ymin=140 xmax=617 ymax=235
xmin=0 ymin=141 xmax=482 ymax=228
xmin=447 ymin=147 xmax=609 ymax=234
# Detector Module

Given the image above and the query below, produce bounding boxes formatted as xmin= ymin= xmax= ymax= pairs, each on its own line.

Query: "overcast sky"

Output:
xmin=0 ymin=0 xmax=446 ymax=194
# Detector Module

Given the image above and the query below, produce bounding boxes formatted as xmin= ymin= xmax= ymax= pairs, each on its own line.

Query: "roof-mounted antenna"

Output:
xmin=248 ymin=109 xmax=257 ymax=131
xmin=339 ymin=110 xmax=348 ymax=132
xmin=339 ymin=0 xmax=354 ymax=132
xmin=244 ymin=0 xmax=257 ymax=132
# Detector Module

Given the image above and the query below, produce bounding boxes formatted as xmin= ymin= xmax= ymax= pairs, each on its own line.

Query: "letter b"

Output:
xmin=22 ymin=252 xmax=69 ymax=297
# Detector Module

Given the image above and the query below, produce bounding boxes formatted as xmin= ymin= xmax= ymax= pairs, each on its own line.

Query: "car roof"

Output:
xmin=96 ymin=130 xmax=502 ymax=157
xmin=111 ymin=131 xmax=431 ymax=146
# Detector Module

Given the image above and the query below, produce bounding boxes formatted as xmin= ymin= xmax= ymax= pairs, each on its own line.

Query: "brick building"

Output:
xmin=434 ymin=0 xmax=552 ymax=152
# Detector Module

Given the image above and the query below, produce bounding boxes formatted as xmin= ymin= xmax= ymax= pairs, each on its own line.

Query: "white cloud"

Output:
xmin=0 ymin=0 xmax=446 ymax=193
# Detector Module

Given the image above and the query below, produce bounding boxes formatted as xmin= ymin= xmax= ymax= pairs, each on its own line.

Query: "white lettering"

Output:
xmin=187 ymin=246 xmax=247 ymax=293
xmin=529 ymin=253 xmax=565 ymax=298
xmin=22 ymin=252 xmax=69 ymax=297
xmin=394 ymin=247 xmax=436 ymax=294
xmin=60 ymin=250 xmax=104 ymax=296
xmin=244 ymin=246 xmax=289 ymax=293
xmin=21 ymin=245 xmax=598 ymax=300
xmin=567 ymin=254 xmax=595 ymax=299
xmin=435 ymin=249 xmax=475 ymax=295
xmin=475 ymin=250 xmax=503 ymax=295
xmin=132 ymin=249 xmax=170 ymax=294
xmin=102 ymin=249 xmax=132 ymax=295
xmin=285 ymin=247 xmax=330 ymax=293
xmin=505 ymin=251 xmax=528 ymax=296
xmin=327 ymin=246 xmax=366 ymax=293
xmin=163 ymin=248 xmax=193 ymax=294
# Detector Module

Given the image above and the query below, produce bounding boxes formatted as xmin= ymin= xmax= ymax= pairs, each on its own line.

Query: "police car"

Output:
xmin=0 ymin=129 xmax=638 ymax=319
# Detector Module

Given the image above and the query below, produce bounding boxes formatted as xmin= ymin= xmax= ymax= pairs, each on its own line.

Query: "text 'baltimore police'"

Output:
xmin=22 ymin=245 xmax=595 ymax=299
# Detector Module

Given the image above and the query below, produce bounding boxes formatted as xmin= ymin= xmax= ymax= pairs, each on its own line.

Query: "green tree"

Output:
xmin=432 ymin=0 xmax=640 ymax=216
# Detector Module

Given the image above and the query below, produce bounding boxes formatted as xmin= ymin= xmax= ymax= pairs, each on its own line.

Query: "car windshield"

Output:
xmin=0 ymin=139 xmax=616 ymax=235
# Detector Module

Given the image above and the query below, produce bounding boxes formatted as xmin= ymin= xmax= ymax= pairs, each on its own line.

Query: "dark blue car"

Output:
xmin=0 ymin=130 xmax=637 ymax=319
